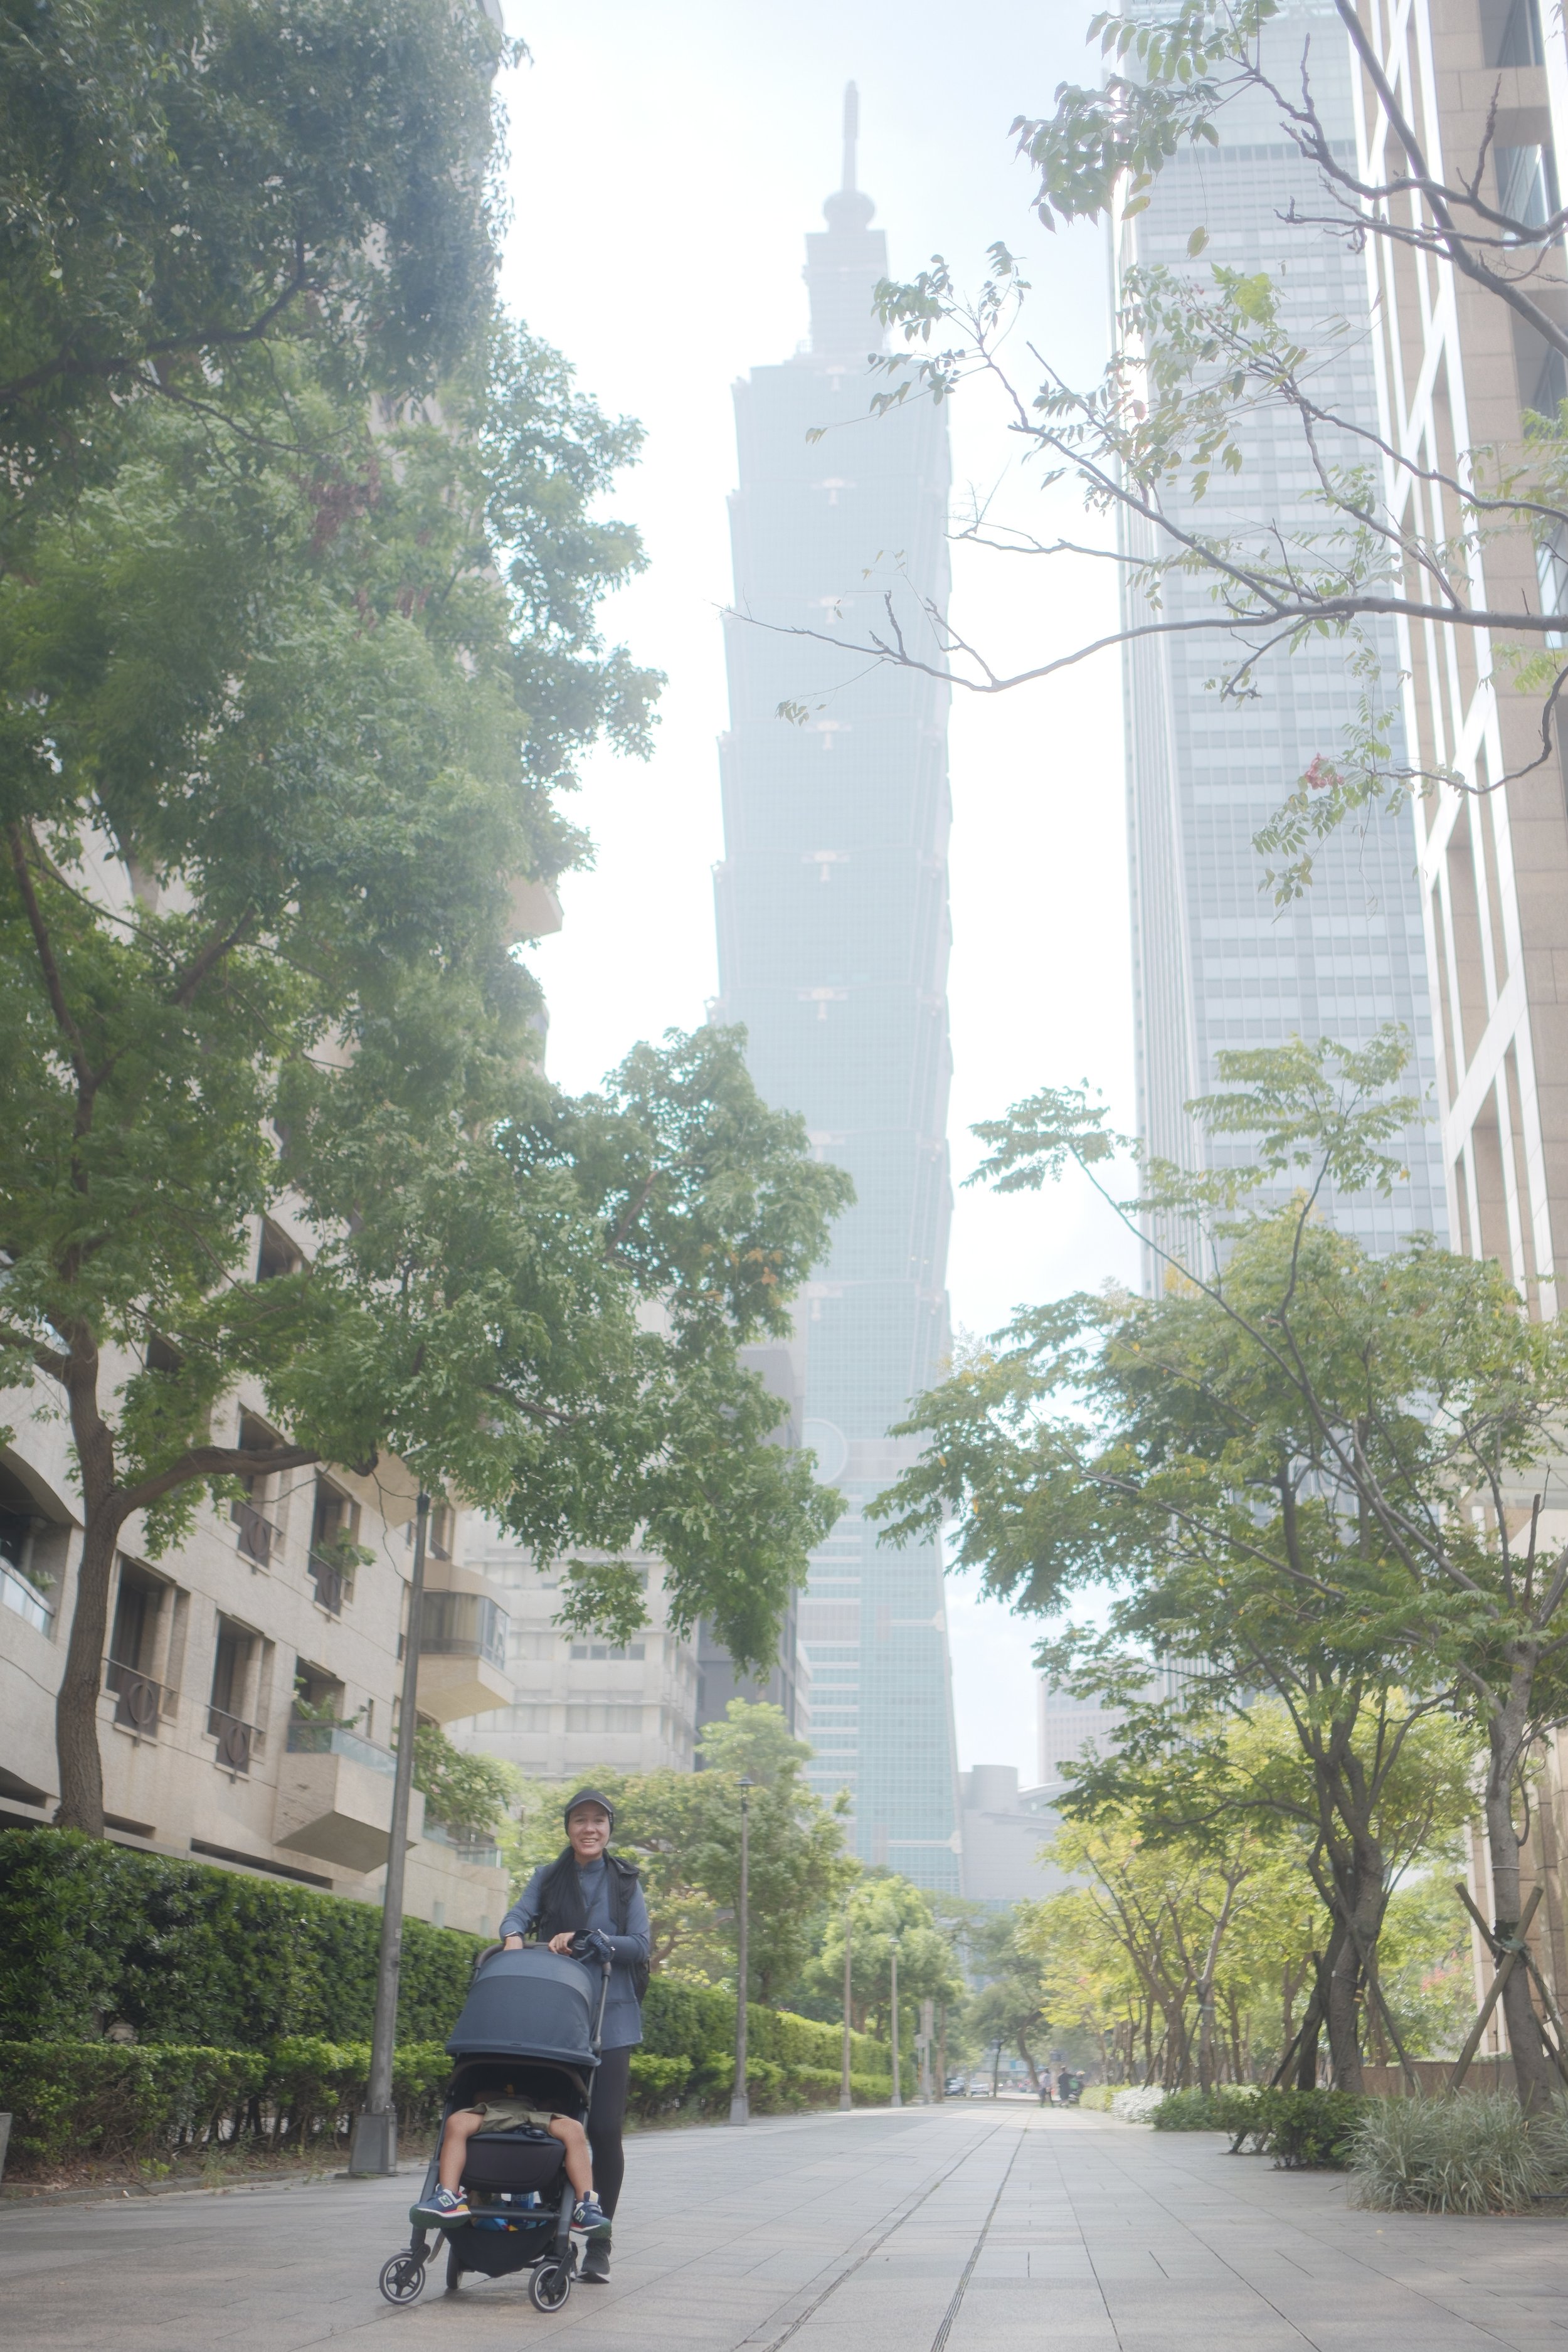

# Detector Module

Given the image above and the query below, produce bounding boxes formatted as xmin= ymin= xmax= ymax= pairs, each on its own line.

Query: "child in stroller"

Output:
xmin=412 ymin=2087 xmax=608 ymax=2232
xmin=376 ymin=1935 xmax=612 ymax=2313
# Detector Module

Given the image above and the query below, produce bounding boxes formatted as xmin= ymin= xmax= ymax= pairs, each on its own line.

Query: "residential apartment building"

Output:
xmin=709 ymin=91 xmax=963 ymax=1890
xmin=1346 ymin=0 xmax=1568 ymax=2057
xmin=0 ymin=1234 xmax=513 ymax=1935
xmin=457 ymin=1527 xmax=702 ymax=1781
xmin=1120 ymin=0 xmax=1449 ymax=1278
xmin=1352 ymin=0 xmax=1568 ymax=1298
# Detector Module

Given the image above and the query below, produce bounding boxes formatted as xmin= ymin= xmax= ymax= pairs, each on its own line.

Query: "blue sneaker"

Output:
xmin=410 ymin=2185 xmax=470 ymax=2227
xmin=572 ymin=2195 xmax=609 ymax=2232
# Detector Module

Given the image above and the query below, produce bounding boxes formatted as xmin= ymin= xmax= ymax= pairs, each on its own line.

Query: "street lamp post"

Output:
xmin=729 ymin=1776 xmax=753 ymax=2125
xmin=839 ymin=1900 xmax=853 ymax=2112
xmin=917 ymin=1997 xmax=934 ymax=2104
xmin=349 ymin=1489 xmax=430 ymax=2177
xmin=889 ymin=1937 xmax=902 ymax=2109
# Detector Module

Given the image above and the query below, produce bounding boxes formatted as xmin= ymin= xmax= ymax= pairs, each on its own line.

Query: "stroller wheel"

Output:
xmin=445 ymin=2243 xmax=464 ymax=2293
xmin=529 ymin=2260 xmax=573 ymax=2312
xmin=378 ymin=2251 xmax=427 ymax=2306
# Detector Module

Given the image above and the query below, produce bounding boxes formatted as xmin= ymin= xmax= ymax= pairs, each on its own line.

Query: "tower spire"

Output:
xmin=842 ymin=82 xmax=859 ymax=194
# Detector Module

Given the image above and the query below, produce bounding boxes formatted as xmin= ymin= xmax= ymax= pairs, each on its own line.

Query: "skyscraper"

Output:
xmin=710 ymin=90 xmax=961 ymax=1890
xmin=1120 ymin=0 xmax=1448 ymax=1271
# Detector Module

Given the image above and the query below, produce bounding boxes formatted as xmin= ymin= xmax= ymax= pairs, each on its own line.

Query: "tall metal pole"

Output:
xmin=839 ymin=1900 xmax=853 ymax=2111
xmin=729 ymin=1776 xmax=752 ymax=2124
xmin=889 ymin=1938 xmax=902 ymax=2108
xmin=349 ymin=1490 xmax=430 ymax=2176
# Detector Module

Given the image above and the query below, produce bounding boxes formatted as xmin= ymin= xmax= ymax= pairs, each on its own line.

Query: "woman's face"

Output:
xmin=567 ymin=1803 xmax=611 ymax=1862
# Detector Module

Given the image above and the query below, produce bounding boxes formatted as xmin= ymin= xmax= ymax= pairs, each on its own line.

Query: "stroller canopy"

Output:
xmin=445 ymin=1945 xmax=601 ymax=2067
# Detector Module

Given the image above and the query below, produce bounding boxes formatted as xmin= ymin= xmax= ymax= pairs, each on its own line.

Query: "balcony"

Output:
xmin=207 ymin=1707 xmax=263 ymax=1774
xmin=1 ymin=1557 xmax=51 ymax=1634
xmin=275 ymin=1721 xmax=423 ymax=1875
xmin=423 ymin=1819 xmax=502 ymax=1870
xmin=105 ymin=1658 xmax=162 ymax=1735
xmin=231 ymin=1497 xmax=282 ymax=1567
xmin=414 ymin=1591 xmax=511 ymax=1724
xmin=307 ymin=1550 xmax=347 ymax=1615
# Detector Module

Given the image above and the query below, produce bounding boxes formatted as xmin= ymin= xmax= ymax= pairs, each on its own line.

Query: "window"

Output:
xmin=1539 ymin=528 xmax=1568 ymax=647
xmin=105 ymin=1560 xmax=167 ymax=1735
xmin=420 ymin=1591 xmax=509 ymax=1670
xmin=256 ymin=1221 xmax=302 ymax=1282
xmin=209 ymin=1616 xmax=260 ymax=1773
xmin=566 ymin=1704 xmax=643 ymax=1733
xmin=1497 ymin=142 xmax=1560 ymax=238
xmin=428 ymin=1502 xmax=455 ymax=1561
xmin=1484 ymin=0 xmax=1544 ymax=65
xmin=569 ymin=1642 xmax=646 ymax=1661
xmin=231 ymin=1412 xmax=283 ymax=1565
xmin=308 ymin=1481 xmax=359 ymax=1613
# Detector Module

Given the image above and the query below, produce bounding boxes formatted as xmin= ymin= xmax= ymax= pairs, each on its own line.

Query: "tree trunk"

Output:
xmin=55 ymin=1506 xmax=122 ymax=1835
xmin=1325 ymin=1924 xmax=1364 ymax=2090
xmin=1288 ymin=1929 xmax=1345 ymax=2090
xmin=1485 ymin=1669 xmax=1557 ymax=2114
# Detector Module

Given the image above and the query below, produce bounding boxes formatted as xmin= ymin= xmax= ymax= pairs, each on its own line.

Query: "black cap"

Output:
xmin=563 ymin=1787 xmax=615 ymax=1830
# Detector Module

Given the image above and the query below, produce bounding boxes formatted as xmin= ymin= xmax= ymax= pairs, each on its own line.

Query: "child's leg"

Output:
xmin=438 ymin=2109 xmax=486 ymax=2193
xmin=548 ymin=2116 xmax=593 ymax=2200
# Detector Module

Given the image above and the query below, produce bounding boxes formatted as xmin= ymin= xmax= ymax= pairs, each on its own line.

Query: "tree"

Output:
xmin=758 ymin=0 xmax=1568 ymax=889
xmin=877 ymin=1032 xmax=1568 ymax=2104
xmin=965 ymin=1910 xmax=1054 ymax=2094
xmin=1054 ymin=1702 xmax=1473 ymax=2086
xmin=411 ymin=1724 xmax=517 ymax=1845
xmin=563 ymin=1708 xmax=856 ymax=2003
xmin=0 ymin=1 xmax=852 ymax=1838
xmin=802 ymin=1873 xmax=965 ymax=2049
xmin=1 ymin=0 xmax=504 ymax=501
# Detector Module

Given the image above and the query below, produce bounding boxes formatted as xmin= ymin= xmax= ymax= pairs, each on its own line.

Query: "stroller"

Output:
xmin=377 ymin=1937 xmax=611 ymax=2313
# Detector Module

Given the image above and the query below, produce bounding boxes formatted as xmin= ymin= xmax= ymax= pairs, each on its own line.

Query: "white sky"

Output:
xmin=495 ymin=0 xmax=1141 ymax=1784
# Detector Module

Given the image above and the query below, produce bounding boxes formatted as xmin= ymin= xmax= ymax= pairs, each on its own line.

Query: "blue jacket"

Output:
xmin=499 ymin=1855 xmax=650 ymax=2050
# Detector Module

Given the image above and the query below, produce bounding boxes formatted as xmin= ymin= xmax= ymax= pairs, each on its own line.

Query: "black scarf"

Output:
xmin=532 ymin=1846 xmax=648 ymax=2001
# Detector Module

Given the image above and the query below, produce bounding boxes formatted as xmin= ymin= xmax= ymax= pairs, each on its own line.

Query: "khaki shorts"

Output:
xmin=466 ymin=2099 xmax=560 ymax=2133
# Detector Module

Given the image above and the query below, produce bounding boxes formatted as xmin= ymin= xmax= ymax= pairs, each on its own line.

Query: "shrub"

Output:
xmin=1350 ymin=2092 xmax=1568 ymax=2213
xmin=1078 ymin=2083 xmax=1115 ymax=2112
xmin=1256 ymin=2088 xmax=1365 ymax=2169
xmin=0 ymin=2037 xmax=452 ymax=2173
xmin=1151 ymin=2087 xmax=1253 ymax=2132
xmin=0 ymin=2042 xmax=267 ymax=2169
xmin=627 ymin=2052 xmax=692 ymax=2112
xmin=1111 ymin=2085 xmax=1166 ymax=2122
xmin=0 ymin=1828 xmax=483 ymax=2045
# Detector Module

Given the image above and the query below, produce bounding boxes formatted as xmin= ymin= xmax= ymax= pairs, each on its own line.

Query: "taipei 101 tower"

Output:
xmin=711 ymin=88 xmax=961 ymax=1889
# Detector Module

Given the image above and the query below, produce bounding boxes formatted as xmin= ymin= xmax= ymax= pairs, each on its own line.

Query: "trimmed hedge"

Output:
xmin=0 ymin=2032 xmax=892 ymax=2173
xmin=1152 ymin=2084 xmax=1365 ymax=2168
xmin=0 ymin=2038 xmax=450 ymax=2171
xmin=0 ymin=1828 xmax=898 ymax=2155
xmin=638 ymin=1978 xmax=896 ymax=2114
xmin=0 ymin=1828 xmax=484 ymax=2044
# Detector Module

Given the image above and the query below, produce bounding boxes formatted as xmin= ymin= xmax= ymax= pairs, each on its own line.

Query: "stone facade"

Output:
xmin=0 ymin=1305 xmax=512 ymax=1936
xmin=455 ymin=1526 xmax=701 ymax=1782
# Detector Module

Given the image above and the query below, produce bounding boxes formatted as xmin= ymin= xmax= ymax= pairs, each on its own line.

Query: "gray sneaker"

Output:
xmin=580 ymin=2232 xmax=611 ymax=2283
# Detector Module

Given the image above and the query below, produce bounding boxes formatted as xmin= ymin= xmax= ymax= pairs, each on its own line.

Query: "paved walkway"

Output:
xmin=3 ymin=2106 xmax=1567 ymax=2350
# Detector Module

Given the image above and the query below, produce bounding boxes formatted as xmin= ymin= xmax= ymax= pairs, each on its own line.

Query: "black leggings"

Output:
xmin=586 ymin=2043 xmax=632 ymax=2219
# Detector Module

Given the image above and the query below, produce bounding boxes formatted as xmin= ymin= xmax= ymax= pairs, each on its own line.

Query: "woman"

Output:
xmin=500 ymin=1788 xmax=650 ymax=2284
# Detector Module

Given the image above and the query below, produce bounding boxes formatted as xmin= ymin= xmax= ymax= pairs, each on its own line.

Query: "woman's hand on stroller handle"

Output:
xmin=502 ymin=1933 xmax=524 ymax=1950
xmin=551 ymin=1929 xmax=613 ymax=1961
